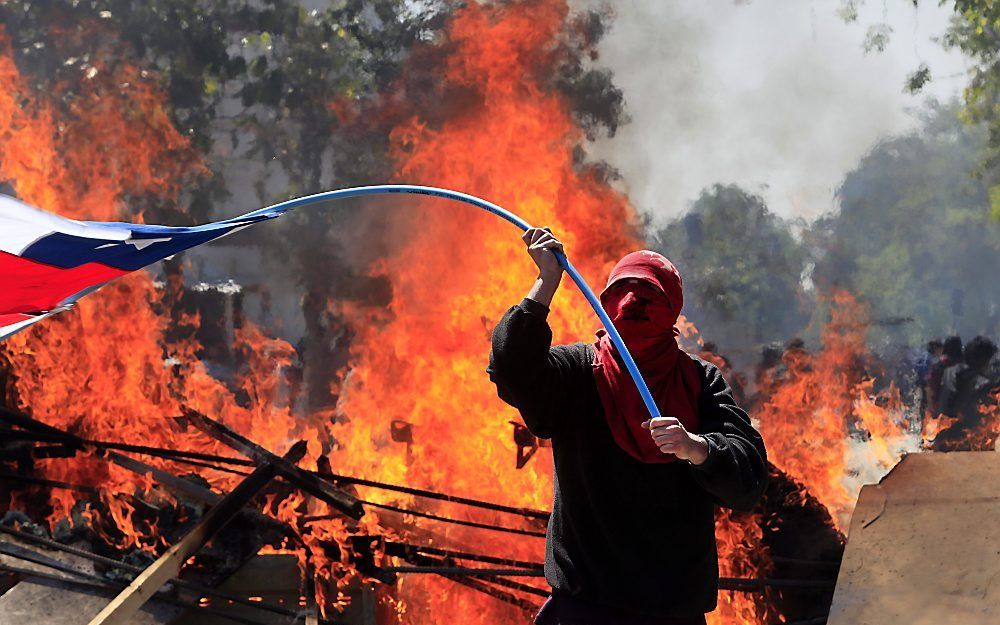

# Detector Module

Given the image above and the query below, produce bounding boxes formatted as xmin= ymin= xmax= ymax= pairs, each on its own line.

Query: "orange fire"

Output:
xmin=0 ymin=5 xmax=922 ymax=625
xmin=755 ymin=291 xmax=911 ymax=530
xmin=324 ymin=1 xmax=770 ymax=623
xmin=712 ymin=510 xmax=777 ymax=625
xmin=924 ymin=388 xmax=1000 ymax=451
xmin=0 ymin=27 xmax=206 ymax=535
xmin=0 ymin=25 xmax=354 ymax=595
xmin=920 ymin=412 xmax=959 ymax=445
xmin=965 ymin=388 xmax=1000 ymax=450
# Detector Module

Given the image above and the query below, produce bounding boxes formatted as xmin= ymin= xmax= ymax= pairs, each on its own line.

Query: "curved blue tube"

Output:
xmin=248 ymin=184 xmax=661 ymax=421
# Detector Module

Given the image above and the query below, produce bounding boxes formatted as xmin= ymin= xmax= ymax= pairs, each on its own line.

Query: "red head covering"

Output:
xmin=592 ymin=250 xmax=701 ymax=463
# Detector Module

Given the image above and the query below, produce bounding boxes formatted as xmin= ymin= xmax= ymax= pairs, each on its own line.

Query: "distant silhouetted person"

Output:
xmin=698 ymin=342 xmax=746 ymax=405
xmin=750 ymin=342 xmax=784 ymax=405
xmin=784 ymin=337 xmax=806 ymax=353
xmin=933 ymin=336 xmax=998 ymax=451
xmin=917 ymin=339 xmax=944 ymax=418
xmin=927 ymin=335 xmax=963 ymax=416
xmin=943 ymin=336 xmax=964 ymax=362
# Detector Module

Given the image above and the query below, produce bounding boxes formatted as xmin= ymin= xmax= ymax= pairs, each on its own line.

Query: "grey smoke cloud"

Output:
xmin=583 ymin=0 xmax=970 ymax=224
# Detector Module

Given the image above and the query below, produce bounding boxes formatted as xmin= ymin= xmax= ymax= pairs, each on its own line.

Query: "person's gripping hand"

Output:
xmin=641 ymin=417 xmax=709 ymax=465
xmin=522 ymin=227 xmax=564 ymax=280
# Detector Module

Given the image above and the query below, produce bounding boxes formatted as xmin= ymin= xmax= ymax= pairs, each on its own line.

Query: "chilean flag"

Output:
xmin=0 ymin=194 xmax=284 ymax=340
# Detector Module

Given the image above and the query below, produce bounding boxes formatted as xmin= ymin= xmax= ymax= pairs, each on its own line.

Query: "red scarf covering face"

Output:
xmin=592 ymin=250 xmax=702 ymax=463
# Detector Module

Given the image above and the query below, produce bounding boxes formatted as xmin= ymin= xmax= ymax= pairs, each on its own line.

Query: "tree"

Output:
xmin=810 ymin=101 xmax=1000 ymax=346
xmin=0 ymin=0 xmax=453 ymax=407
xmin=0 ymin=0 xmax=448 ymax=218
xmin=943 ymin=0 xmax=1000 ymax=219
xmin=651 ymin=184 xmax=809 ymax=362
xmin=839 ymin=0 xmax=1000 ymax=220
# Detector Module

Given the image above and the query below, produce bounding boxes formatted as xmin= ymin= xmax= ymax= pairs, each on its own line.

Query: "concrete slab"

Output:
xmin=829 ymin=452 xmax=1000 ymax=625
xmin=0 ymin=538 xmax=179 ymax=625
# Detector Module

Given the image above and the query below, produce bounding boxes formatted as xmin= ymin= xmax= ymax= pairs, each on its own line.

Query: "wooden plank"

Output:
xmin=182 ymin=409 xmax=364 ymax=519
xmin=85 ymin=442 xmax=306 ymax=625
xmin=0 ymin=407 xmax=218 ymax=505
xmin=0 ymin=406 xmax=80 ymax=441
xmin=398 ymin=550 xmax=541 ymax=612
xmin=101 ymin=450 xmax=287 ymax=535
xmin=107 ymin=450 xmax=223 ymax=506
xmin=0 ymin=407 xmax=286 ymax=534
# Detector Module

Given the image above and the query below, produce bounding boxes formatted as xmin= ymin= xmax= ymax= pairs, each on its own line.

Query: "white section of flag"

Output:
xmin=0 ymin=194 xmax=132 ymax=256
xmin=0 ymin=312 xmax=56 ymax=341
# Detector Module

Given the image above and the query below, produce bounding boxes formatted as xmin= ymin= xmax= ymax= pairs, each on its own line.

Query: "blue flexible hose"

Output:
xmin=244 ymin=184 xmax=661 ymax=421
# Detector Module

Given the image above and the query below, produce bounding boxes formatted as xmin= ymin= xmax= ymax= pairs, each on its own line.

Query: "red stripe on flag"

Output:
xmin=0 ymin=313 xmax=32 ymax=327
xmin=0 ymin=250 xmax=129 ymax=315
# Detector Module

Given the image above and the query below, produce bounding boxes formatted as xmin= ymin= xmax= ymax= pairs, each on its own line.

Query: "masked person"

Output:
xmin=487 ymin=227 xmax=768 ymax=625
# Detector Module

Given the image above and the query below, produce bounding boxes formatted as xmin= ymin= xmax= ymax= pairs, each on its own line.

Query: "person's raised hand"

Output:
xmin=640 ymin=417 xmax=709 ymax=465
xmin=522 ymin=227 xmax=564 ymax=280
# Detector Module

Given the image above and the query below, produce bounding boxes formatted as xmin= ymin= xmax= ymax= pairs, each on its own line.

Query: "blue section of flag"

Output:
xmin=18 ymin=233 xmax=124 ymax=269
xmin=21 ymin=214 xmax=278 ymax=271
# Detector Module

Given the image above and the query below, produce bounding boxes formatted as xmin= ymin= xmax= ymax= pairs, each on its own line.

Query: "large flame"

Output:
xmin=755 ymin=291 xmax=912 ymax=530
xmin=0 ymin=27 xmax=357 ymax=595
xmin=0 ymin=28 xmax=203 ymax=535
xmin=327 ymin=1 xmax=770 ymax=623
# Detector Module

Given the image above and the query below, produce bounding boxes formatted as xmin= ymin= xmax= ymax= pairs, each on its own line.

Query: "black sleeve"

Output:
xmin=689 ymin=362 xmax=769 ymax=511
xmin=937 ymin=367 xmax=959 ymax=418
xmin=486 ymin=298 xmax=578 ymax=439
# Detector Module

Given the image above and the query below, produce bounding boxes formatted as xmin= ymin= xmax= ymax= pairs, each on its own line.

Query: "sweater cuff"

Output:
xmin=689 ymin=434 xmax=723 ymax=473
xmin=519 ymin=297 xmax=550 ymax=319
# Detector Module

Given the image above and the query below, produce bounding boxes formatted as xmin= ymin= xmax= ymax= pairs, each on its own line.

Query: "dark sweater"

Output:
xmin=487 ymin=298 xmax=768 ymax=619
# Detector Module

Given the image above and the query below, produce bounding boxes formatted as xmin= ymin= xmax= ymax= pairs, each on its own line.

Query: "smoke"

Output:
xmin=580 ymin=0 xmax=970 ymax=224
xmin=845 ymin=433 xmax=920 ymax=497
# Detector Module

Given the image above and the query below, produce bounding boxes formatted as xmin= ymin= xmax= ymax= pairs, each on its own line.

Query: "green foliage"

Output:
xmin=651 ymin=185 xmax=809 ymax=359
xmin=941 ymin=1 xmax=1000 ymax=219
xmin=0 ymin=0 xmax=448 ymax=218
xmin=862 ymin=23 xmax=893 ymax=53
xmin=649 ymin=103 xmax=999 ymax=357
xmin=905 ymin=63 xmax=932 ymax=94
xmin=810 ymin=102 xmax=1000 ymax=345
xmin=834 ymin=1 xmax=1000 ymax=220
xmin=837 ymin=0 xmax=861 ymax=23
